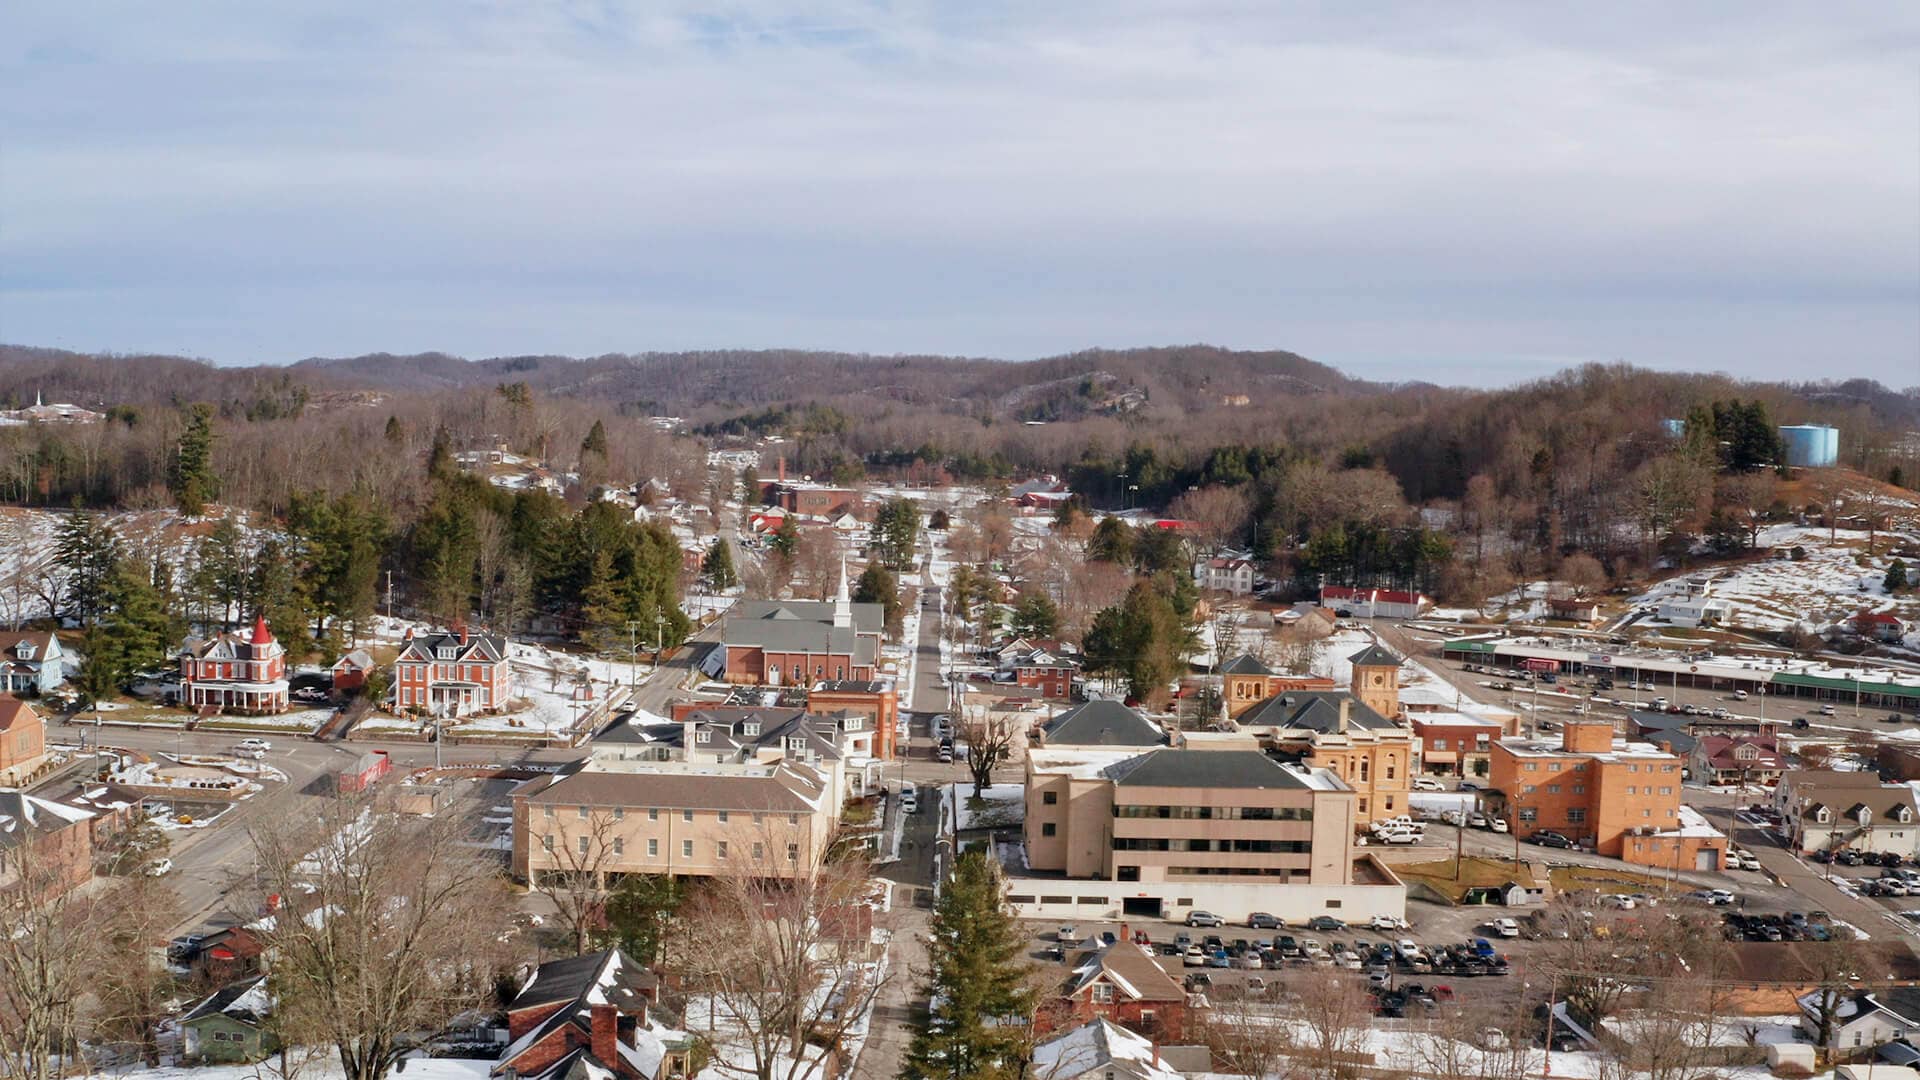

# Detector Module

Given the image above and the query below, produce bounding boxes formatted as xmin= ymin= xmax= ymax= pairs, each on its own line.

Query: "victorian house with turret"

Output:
xmin=179 ymin=614 xmax=289 ymax=715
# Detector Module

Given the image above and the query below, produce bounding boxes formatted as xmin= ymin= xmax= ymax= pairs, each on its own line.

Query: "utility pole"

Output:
xmin=385 ymin=570 xmax=394 ymax=621
xmin=655 ymin=612 xmax=665 ymax=673
xmin=627 ymin=621 xmax=640 ymax=694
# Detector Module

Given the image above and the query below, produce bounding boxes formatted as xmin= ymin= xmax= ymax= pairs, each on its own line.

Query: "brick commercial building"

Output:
xmin=1218 ymin=654 xmax=1336 ymax=718
xmin=1233 ymin=646 xmax=1415 ymax=825
xmin=714 ymin=571 xmax=884 ymax=687
xmin=805 ymin=680 xmax=900 ymax=760
xmin=0 ymin=790 xmax=96 ymax=898
xmin=1490 ymin=719 xmax=1727 ymax=870
xmin=1411 ymin=714 xmax=1507 ymax=780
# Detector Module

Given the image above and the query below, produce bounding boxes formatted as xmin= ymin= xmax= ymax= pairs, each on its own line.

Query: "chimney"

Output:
xmin=590 ymin=1003 xmax=618 ymax=1065
xmin=1153 ymin=1045 xmax=1161 ymax=1068
xmin=683 ymin=719 xmax=700 ymax=757
xmin=460 ymin=623 xmax=470 ymax=646
xmin=1337 ymin=698 xmax=1350 ymax=733
xmin=778 ymin=456 xmax=787 ymax=482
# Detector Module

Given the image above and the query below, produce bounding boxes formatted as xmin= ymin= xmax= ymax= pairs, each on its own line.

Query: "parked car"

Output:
xmin=901 ymin=791 xmax=919 ymax=814
xmin=1494 ymin=917 xmax=1521 ymax=938
xmin=1458 ymin=780 xmax=1480 ymax=791
xmin=1732 ymin=689 xmax=1749 ymax=701
xmin=1369 ymin=914 xmax=1407 ymax=931
xmin=1489 ymin=817 xmax=1509 ymax=834
xmin=237 ymin=737 xmax=272 ymax=751
xmin=1306 ymin=916 xmax=1347 ymax=931
xmin=1187 ymin=910 xmax=1224 ymax=928
xmin=1468 ymin=812 xmax=1490 ymax=828
xmin=1735 ymin=850 xmax=1761 ymax=871
xmin=1248 ymin=911 xmax=1280 ymax=929
xmin=1056 ymin=925 xmax=1081 ymax=945
xmin=1182 ymin=945 xmax=1206 ymax=967
xmin=1820 ymin=704 xmax=1836 ymax=716
xmin=1532 ymin=831 xmax=1573 ymax=849
xmin=145 ymin=858 xmax=173 ymax=877
xmin=1412 ymin=777 xmax=1445 ymax=792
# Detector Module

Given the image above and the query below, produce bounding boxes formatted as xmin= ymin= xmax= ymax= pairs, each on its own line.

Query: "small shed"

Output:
xmin=181 ymin=975 xmax=276 ymax=1064
xmin=337 ymin=750 xmax=391 ymax=794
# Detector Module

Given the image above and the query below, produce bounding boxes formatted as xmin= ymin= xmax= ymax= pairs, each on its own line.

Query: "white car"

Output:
xmin=145 ymin=858 xmax=173 ymax=877
xmin=1412 ymin=777 xmax=1445 ymax=791
xmin=1602 ymin=894 xmax=1637 ymax=910
xmin=1820 ymin=704 xmax=1836 ymax=716
xmin=1732 ymin=690 xmax=1749 ymax=701
xmin=1495 ymin=917 xmax=1521 ymax=938
xmin=1380 ymin=830 xmax=1420 ymax=845
xmin=1370 ymin=914 xmax=1407 ymax=932
xmin=900 ymin=793 xmax=919 ymax=814
xmin=1468 ymin=812 xmax=1489 ymax=828
xmin=1735 ymin=850 xmax=1761 ymax=871
xmin=1396 ymin=938 xmax=1422 ymax=961
xmin=237 ymin=737 xmax=272 ymax=751
xmin=232 ymin=746 xmax=265 ymax=760
xmin=1490 ymin=818 xmax=1509 ymax=834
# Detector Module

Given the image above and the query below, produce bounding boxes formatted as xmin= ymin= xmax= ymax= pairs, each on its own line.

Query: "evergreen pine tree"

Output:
xmin=701 ymin=538 xmax=738 ymax=592
xmin=170 ymin=403 xmax=219 ymax=517
xmin=579 ymin=549 xmax=627 ymax=654
xmin=1008 ymin=591 xmax=1060 ymax=639
xmin=252 ymin=539 xmax=315 ymax=659
xmin=872 ymin=496 xmax=921 ymax=570
xmin=903 ymin=851 xmax=1037 ymax=1080
xmin=1086 ymin=516 xmax=1134 ymax=563
xmin=581 ymin=420 xmax=609 ymax=460
xmin=770 ymin=515 xmax=799 ymax=557
xmin=852 ymin=563 xmax=901 ymax=637
xmin=384 ymin=415 xmax=405 ymax=444
xmin=56 ymin=510 xmax=121 ymax=629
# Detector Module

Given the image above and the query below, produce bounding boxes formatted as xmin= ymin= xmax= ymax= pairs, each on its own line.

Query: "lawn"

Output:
xmin=1393 ymin=856 xmax=1543 ymax=901
xmin=1547 ymin=865 xmax=1675 ymax=894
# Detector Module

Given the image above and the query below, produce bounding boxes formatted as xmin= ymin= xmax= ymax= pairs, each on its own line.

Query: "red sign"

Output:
xmin=1521 ymin=658 xmax=1561 ymax=672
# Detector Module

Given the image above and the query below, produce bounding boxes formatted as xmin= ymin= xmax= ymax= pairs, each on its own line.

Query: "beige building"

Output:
xmin=512 ymin=706 xmax=855 ymax=883
xmin=513 ymin=759 xmax=836 ymax=882
xmin=1025 ymin=746 xmax=1357 ymax=886
xmin=1232 ymin=645 xmax=1416 ymax=826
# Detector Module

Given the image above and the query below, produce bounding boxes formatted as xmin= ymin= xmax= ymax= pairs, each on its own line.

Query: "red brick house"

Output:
xmin=496 ymin=949 xmax=688 ymax=1080
xmin=179 ymin=614 xmax=289 ymax=715
xmin=761 ymin=479 xmax=863 ymax=519
xmin=1047 ymin=942 xmax=1193 ymax=1042
xmin=994 ymin=639 xmax=1080 ymax=700
xmin=330 ymin=649 xmax=375 ymax=694
xmin=0 ymin=791 xmax=95 ymax=899
xmin=392 ymin=625 xmax=512 ymax=717
xmin=805 ymin=679 xmax=900 ymax=759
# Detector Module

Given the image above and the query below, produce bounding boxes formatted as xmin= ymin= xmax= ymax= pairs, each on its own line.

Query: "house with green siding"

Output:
xmin=181 ymin=975 xmax=275 ymax=1063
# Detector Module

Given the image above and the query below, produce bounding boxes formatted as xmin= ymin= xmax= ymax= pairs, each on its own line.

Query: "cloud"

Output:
xmin=1 ymin=1 xmax=1915 ymax=384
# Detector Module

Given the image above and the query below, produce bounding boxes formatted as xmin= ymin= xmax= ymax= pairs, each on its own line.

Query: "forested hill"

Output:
xmin=284 ymin=344 xmax=1379 ymax=419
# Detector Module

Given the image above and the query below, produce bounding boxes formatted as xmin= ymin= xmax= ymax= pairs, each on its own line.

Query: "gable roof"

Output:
xmin=1347 ymin=643 xmax=1403 ymax=669
xmin=1220 ymin=654 xmax=1277 ymax=676
xmin=183 ymin=975 xmax=271 ymax=1027
xmin=518 ymin=761 xmax=827 ymax=814
xmin=395 ymin=627 xmax=510 ymax=665
xmin=501 ymin=949 xmax=680 ymax=1080
xmin=1031 ymin=1019 xmax=1186 ymax=1080
xmin=1065 ymin=943 xmax=1187 ymax=1003
xmin=0 ymin=696 xmax=38 ymax=734
xmin=0 ymin=790 xmax=93 ymax=851
xmin=0 ymin=632 xmax=57 ymax=658
xmin=511 ymin=948 xmax=659 ymax=1013
xmin=1039 ymin=701 xmax=1165 ymax=747
xmin=1107 ymin=748 xmax=1309 ymax=790
xmin=331 ymin=648 xmax=374 ymax=671
xmin=1236 ymin=690 xmax=1395 ymax=732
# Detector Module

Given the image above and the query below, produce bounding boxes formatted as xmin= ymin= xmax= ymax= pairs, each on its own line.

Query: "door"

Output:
xmin=1121 ymin=896 xmax=1162 ymax=918
xmin=1695 ymin=848 xmax=1720 ymax=871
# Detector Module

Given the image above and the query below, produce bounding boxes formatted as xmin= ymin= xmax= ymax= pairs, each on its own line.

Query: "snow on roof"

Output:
xmin=1654 ymin=804 xmax=1726 ymax=839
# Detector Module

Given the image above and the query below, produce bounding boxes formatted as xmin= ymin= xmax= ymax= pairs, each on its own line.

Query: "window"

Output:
xmin=753 ymin=842 xmax=765 ymax=860
xmin=578 ymin=805 xmax=589 ymax=819
xmin=1433 ymin=738 xmax=1448 ymax=751
xmin=1042 ymin=823 xmax=1057 ymax=837
xmin=1549 ymin=761 xmax=1561 ymax=772
xmin=1643 ymin=809 xmax=1652 ymax=818
xmin=648 ymin=839 xmax=659 ymax=857
xmin=683 ymin=839 xmax=694 ymax=858
xmin=789 ymin=813 xmax=800 ymax=825
xmin=1325 ymin=900 xmax=1342 ymax=909
xmin=1573 ymin=785 xmax=1585 ymax=794
xmin=1566 ymin=808 xmax=1587 ymax=824
xmin=1524 ymin=762 xmax=1538 ymax=772
xmin=1043 ymin=791 xmax=1059 ymax=805
xmin=753 ymin=812 xmax=765 ymax=824
xmin=543 ymin=805 xmax=555 ymax=819
xmin=1523 ymin=785 xmax=1536 ymax=794
xmin=542 ymin=835 xmax=555 ymax=853
xmin=1659 ymin=786 xmax=1674 ymax=796
xmin=578 ymin=836 xmax=590 ymax=856
xmin=1547 ymin=784 xmax=1560 ymax=794
xmin=613 ymin=838 xmax=624 ymax=855
xmin=1091 ymin=983 xmax=1115 ymax=1004
xmin=649 ymin=808 xmax=659 ymax=821
xmin=788 ymin=843 xmax=800 ymax=861
xmin=1518 ymin=807 xmax=1537 ymax=822
xmin=683 ymin=810 xmax=694 ymax=823
xmin=717 ymin=841 xmax=729 ymax=859
xmin=613 ymin=807 xmax=624 ymax=820
xmin=717 ymin=810 xmax=729 ymax=823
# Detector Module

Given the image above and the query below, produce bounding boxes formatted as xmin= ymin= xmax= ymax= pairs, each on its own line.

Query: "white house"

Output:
xmin=1775 ymin=770 xmax=1920 ymax=858
xmin=1800 ymin=988 xmax=1920 ymax=1055
xmin=1655 ymin=579 xmax=1735 ymax=628
xmin=1193 ymin=557 xmax=1255 ymax=596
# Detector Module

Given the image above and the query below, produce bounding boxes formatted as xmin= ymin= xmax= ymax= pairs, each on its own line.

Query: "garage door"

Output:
xmin=1695 ymin=849 xmax=1720 ymax=871
xmin=1121 ymin=897 xmax=1163 ymax=918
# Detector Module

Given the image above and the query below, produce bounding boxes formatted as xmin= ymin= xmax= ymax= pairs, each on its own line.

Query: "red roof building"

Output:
xmin=179 ymin=615 xmax=289 ymax=715
xmin=1854 ymin=610 xmax=1906 ymax=642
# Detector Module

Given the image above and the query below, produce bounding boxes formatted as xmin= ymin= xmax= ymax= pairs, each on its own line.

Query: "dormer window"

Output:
xmin=436 ymin=645 xmax=456 ymax=660
xmin=697 ymin=728 xmax=712 ymax=744
xmin=741 ymin=721 xmax=760 ymax=737
xmin=1815 ymin=807 xmax=1831 ymax=823
xmin=1857 ymin=807 xmax=1873 ymax=826
xmin=1898 ymin=806 xmax=1914 ymax=823
xmin=14 ymin=644 xmax=33 ymax=660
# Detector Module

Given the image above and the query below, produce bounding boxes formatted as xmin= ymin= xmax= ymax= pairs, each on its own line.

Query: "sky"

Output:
xmin=3 ymin=2 xmax=1918 ymax=387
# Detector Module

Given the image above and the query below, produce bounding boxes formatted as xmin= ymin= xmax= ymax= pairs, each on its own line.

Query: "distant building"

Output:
xmin=179 ymin=615 xmax=289 ymax=715
xmin=0 ymin=789 xmax=95 ymax=897
xmin=1780 ymin=424 xmax=1840 ymax=468
xmin=0 ymin=392 xmax=105 ymax=426
xmin=1855 ymin=611 xmax=1907 ymax=642
xmin=330 ymin=648 xmax=375 ymax=694
xmin=1318 ymin=585 xmax=1432 ymax=619
xmin=1193 ymin=556 xmax=1255 ymax=596
xmin=181 ymin=976 xmax=275 ymax=1065
xmin=1049 ymin=947 xmax=1195 ymax=1042
xmin=495 ymin=948 xmax=690 ymax=1080
xmin=1774 ymin=770 xmax=1920 ymax=858
xmin=1218 ymin=654 xmax=1336 ymax=719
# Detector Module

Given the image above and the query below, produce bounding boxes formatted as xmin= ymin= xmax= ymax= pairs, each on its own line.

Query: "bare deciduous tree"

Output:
xmin=958 ymin=711 xmax=1020 ymax=797
xmin=245 ymin=797 xmax=509 ymax=1080
xmin=529 ymin=806 xmax=627 ymax=953
xmin=1284 ymin=967 xmax=1374 ymax=1079
xmin=0 ymin=841 xmax=98 ymax=1080
xmin=675 ymin=833 xmax=891 ymax=1080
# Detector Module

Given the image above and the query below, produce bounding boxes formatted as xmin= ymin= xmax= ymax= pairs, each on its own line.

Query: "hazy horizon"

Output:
xmin=5 ymin=3 xmax=1917 ymax=385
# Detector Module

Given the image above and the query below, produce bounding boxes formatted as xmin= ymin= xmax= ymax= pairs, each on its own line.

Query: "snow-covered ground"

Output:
xmin=80 ymin=1054 xmax=489 ymax=1080
xmin=948 ymin=782 xmax=1024 ymax=831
